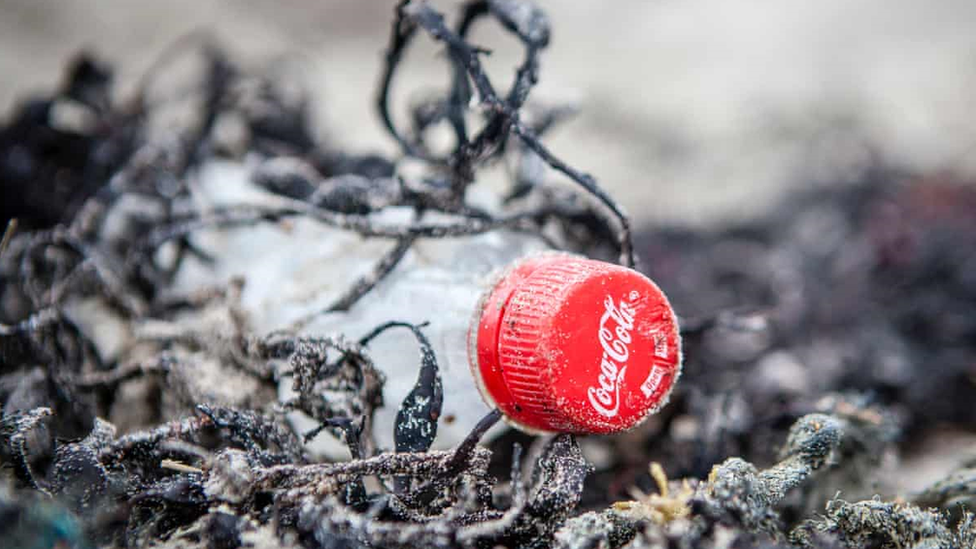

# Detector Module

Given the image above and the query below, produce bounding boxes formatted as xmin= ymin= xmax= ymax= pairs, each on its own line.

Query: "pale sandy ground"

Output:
xmin=2 ymin=0 xmax=976 ymax=226
xmin=3 ymin=0 xmax=975 ymax=493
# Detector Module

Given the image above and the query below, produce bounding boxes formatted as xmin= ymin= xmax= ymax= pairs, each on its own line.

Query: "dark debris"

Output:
xmin=2 ymin=1 xmax=976 ymax=548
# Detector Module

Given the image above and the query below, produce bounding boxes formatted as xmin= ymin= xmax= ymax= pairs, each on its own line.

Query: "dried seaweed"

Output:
xmin=0 ymin=2 xmax=622 ymax=547
xmin=2 ymin=1 xmax=976 ymax=549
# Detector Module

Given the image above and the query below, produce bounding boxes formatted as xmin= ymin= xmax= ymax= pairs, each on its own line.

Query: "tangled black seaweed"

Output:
xmin=2 ymin=1 xmax=976 ymax=549
xmin=0 ymin=1 xmax=623 ymax=547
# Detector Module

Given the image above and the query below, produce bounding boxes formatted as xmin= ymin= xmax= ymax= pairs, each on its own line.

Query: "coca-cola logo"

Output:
xmin=587 ymin=292 xmax=638 ymax=418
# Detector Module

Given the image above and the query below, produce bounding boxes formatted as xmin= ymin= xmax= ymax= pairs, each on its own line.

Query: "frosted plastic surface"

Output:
xmin=173 ymin=160 xmax=549 ymax=458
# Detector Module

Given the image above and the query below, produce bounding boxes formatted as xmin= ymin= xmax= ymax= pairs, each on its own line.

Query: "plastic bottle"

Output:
xmin=175 ymin=159 xmax=680 ymax=459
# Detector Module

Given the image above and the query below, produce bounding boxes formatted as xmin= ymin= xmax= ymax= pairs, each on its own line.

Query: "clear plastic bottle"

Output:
xmin=286 ymin=224 xmax=551 ymax=457
xmin=175 ymin=159 xmax=681 ymax=459
xmin=175 ymin=159 xmax=549 ymax=458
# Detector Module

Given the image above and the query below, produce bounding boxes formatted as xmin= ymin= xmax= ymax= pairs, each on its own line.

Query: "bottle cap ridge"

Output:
xmin=470 ymin=255 xmax=682 ymax=434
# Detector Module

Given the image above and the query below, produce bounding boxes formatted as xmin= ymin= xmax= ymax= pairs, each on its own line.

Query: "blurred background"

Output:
xmin=3 ymin=0 xmax=976 ymax=523
xmin=3 ymin=0 xmax=975 ymax=227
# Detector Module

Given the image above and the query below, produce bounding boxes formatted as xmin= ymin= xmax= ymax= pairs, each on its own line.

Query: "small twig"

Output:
xmin=328 ymin=235 xmax=416 ymax=313
xmin=144 ymin=201 xmax=542 ymax=248
xmin=160 ymin=459 xmax=204 ymax=474
xmin=445 ymin=408 xmax=502 ymax=475
xmin=358 ymin=319 xmax=430 ymax=346
xmin=0 ymin=218 xmax=17 ymax=258
xmin=511 ymin=121 xmax=634 ymax=267
xmin=69 ymin=355 xmax=172 ymax=389
xmin=254 ymin=445 xmax=488 ymax=489
xmin=290 ymin=234 xmax=418 ymax=332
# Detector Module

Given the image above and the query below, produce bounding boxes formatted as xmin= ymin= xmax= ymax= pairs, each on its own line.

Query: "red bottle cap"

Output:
xmin=469 ymin=254 xmax=682 ymax=434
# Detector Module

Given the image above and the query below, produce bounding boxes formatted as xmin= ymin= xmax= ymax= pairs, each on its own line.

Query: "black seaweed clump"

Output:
xmin=2 ymin=1 xmax=976 ymax=549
